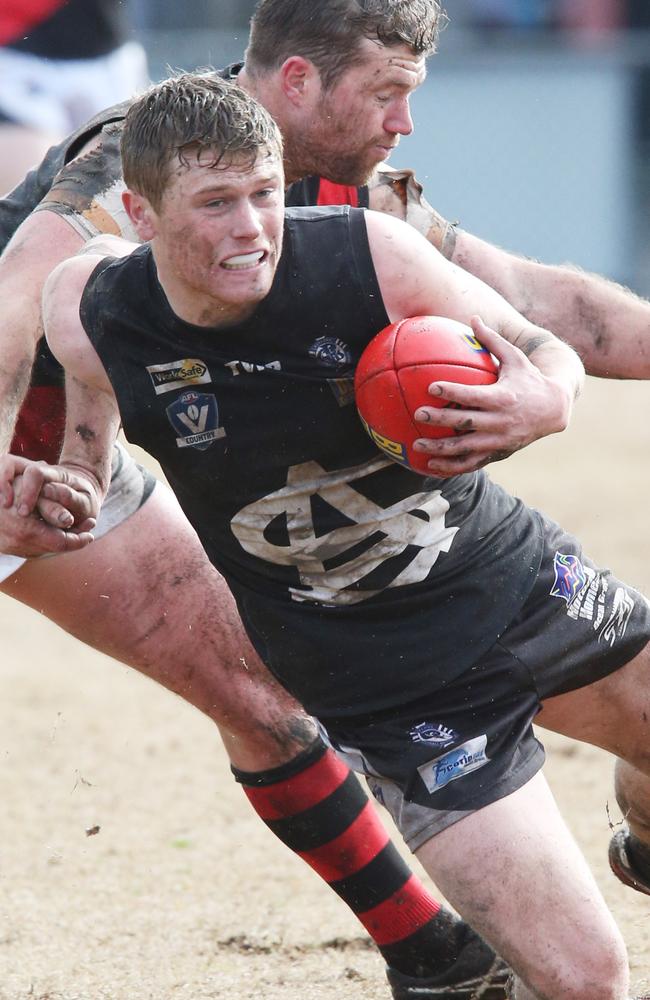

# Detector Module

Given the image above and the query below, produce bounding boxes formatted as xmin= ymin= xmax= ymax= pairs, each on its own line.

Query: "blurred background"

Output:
xmin=2 ymin=0 xmax=649 ymax=295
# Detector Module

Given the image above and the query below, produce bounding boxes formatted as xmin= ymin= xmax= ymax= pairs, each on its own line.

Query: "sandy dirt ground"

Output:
xmin=1 ymin=376 xmax=649 ymax=999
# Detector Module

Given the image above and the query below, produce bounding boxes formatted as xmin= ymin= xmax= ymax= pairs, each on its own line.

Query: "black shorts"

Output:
xmin=319 ymin=513 xmax=650 ymax=850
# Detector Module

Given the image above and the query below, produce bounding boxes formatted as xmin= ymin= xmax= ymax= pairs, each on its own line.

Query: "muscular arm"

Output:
xmin=368 ymin=169 xmax=650 ymax=378
xmin=0 ymin=248 xmax=130 ymax=553
xmin=365 ymin=209 xmax=584 ymax=475
xmin=450 ymin=231 xmax=650 ymax=378
xmin=42 ymin=255 xmax=122 ymax=503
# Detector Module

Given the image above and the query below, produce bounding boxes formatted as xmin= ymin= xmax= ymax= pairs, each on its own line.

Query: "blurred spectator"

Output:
xmin=466 ymin=0 xmax=554 ymax=30
xmin=555 ymin=0 xmax=624 ymax=36
xmin=0 ymin=0 xmax=148 ymax=194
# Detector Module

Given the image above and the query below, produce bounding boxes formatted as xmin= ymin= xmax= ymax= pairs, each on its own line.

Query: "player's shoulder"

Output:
xmin=282 ymin=204 xmax=368 ymax=255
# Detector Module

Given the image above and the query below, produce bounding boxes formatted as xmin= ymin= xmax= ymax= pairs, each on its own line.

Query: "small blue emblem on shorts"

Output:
xmin=417 ymin=735 xmax=489 ymax=794
xmin=550 ymin=552 xmax=586 ymax=603
xmin=409 ymin=722 xmax=458 ymax=747
xmin=166 ymin=391 xmax=225 ymax=451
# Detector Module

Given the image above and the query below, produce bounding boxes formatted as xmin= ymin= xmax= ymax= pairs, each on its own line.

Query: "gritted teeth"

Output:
xmin=222 ymin=250 xmax=265 ymax=269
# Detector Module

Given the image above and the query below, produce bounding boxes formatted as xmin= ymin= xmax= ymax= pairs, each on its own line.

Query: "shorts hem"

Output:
xmin=402 ymin=742 xmax=546 ymax=853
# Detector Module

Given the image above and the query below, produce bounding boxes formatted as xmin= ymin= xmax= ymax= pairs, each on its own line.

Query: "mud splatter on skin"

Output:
xmin=74 ymin=424 xmax=96 ymax=443
xmin=573 ymin=293 xmax=612 ymax=356
xmin=41 ymin=125 xmax=124 ymax=213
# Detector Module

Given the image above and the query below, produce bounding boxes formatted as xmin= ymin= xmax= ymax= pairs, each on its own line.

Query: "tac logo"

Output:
xmin=359 ymin=416 xmax=408 ymax=464
xmin=418 ymin=735 xmax=489 ymax=794
xmin=308 ymin=336 xmax=352 ymax=369
xmin=409 ymin=722 xmax=458 ymax=747
xmin=165 ymin=391 xmax=225 ymax=451
xmin=550 ymin=552 xmax=587 ymax=604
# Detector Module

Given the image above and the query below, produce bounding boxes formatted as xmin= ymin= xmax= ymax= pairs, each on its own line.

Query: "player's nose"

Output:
xmin=384 ymin=97 xmax=414 ymax=137
xmin=232 ymin=199 xmax=264 ymax=238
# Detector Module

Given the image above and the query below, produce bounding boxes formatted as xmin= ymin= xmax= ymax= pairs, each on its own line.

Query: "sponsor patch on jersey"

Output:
xmin=417 ymin=735 xmax=489 ymax=794
xmin=359 ymin=416 xmax=408 ymax=464
xmin=550 ymin=551 xmax=587 ymax=604
xmin=166 ymin=391 xmax=225 ymax=451
xmin=409 ymin=722 xmax=458 ymax=747
xmin=223 ymin=358 xmax=282 ymax=377
xmin=146 ymin=358 xmax=211 ymax=395
xmin=308 ymin=336 xmax=352 ymax=369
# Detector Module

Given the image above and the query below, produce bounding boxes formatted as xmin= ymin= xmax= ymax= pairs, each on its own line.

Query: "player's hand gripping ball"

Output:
xmin=354 ymin=316 xmax=498 ymax=474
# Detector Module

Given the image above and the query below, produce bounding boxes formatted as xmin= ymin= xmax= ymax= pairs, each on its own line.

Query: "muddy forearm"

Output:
xmin=451 ymin=229 xmax=650 ymax=379
xmin=0 ymin=310 xmax=39 ymax=453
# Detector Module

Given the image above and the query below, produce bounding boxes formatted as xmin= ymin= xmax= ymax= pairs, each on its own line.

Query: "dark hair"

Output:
xmin=245 ymin=0 xmax=446 ymax=89
xmin=121 ymin=72 xmax=283 ymax=209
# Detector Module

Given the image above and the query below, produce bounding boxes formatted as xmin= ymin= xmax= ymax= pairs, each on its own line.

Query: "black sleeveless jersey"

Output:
xmin=78 ymin=206 xmax=543 ymax=718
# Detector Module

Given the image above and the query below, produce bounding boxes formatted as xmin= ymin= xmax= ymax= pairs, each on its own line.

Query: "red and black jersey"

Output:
xmin=285 ymin=176 xmax=369 ymax=211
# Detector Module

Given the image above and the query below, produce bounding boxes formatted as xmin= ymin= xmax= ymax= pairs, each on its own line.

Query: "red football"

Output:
xmin=354 ymin=316 xmax=498 ymax=474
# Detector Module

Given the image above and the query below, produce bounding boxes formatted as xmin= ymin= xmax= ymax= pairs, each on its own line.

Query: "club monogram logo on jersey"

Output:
xmin=308 ymin=336 xmax=352 ymax=369
xmin=230 ymin=458 xmax=459 ymax=605
xmin=165 ymin=391 xmax=225 ymax=450
xmin=146 ymin=358 xmax=211 ymax=395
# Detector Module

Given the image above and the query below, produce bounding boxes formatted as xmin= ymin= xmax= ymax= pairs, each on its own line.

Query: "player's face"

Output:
xmin=151 ymin=149 xmax=285 ymax=326
xmin=288 ymin=40 xmax=426 ymax=186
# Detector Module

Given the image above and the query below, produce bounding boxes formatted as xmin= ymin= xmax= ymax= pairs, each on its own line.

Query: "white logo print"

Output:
xmin=599 ymin=587 xmax=634 ymax=647
xmin=230 ymin=458 xmax=458 ymax=605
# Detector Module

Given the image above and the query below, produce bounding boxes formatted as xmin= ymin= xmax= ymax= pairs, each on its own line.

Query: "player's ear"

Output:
xmin=122 ymin=190 xmax=157 ymax=241
xmin=278 ymin=56 xmax=321 ymax=107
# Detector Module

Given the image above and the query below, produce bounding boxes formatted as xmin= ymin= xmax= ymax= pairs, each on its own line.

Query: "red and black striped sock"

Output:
xmin=232 ymin=737 xmax=464 ymax=978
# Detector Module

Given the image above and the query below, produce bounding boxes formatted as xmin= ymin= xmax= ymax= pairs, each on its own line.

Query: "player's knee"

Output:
xmin=525 ymin=931 xmax=628 ymax=1000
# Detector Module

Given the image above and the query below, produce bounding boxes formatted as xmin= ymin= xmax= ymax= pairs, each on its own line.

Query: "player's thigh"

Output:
xmin=492 ymin=512 xmax=650 ymax=769
xmin=536 ymin=639 xmax=650 ymax=769
xmin=0 ymin=480 xmax=314 ymax=765
xmin=416 ymin=771 xmax=629 ymax=1000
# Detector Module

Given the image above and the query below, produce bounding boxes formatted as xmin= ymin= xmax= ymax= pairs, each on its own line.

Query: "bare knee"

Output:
xmin=518 ymin=929 xmax=628 ymax=1000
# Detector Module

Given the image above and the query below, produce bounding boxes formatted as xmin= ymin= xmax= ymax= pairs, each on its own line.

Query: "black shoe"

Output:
xmin=608 ymin=828 xmax=650 ymax=897
xmin=386 ymin=929 xmax=512 ymax=999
